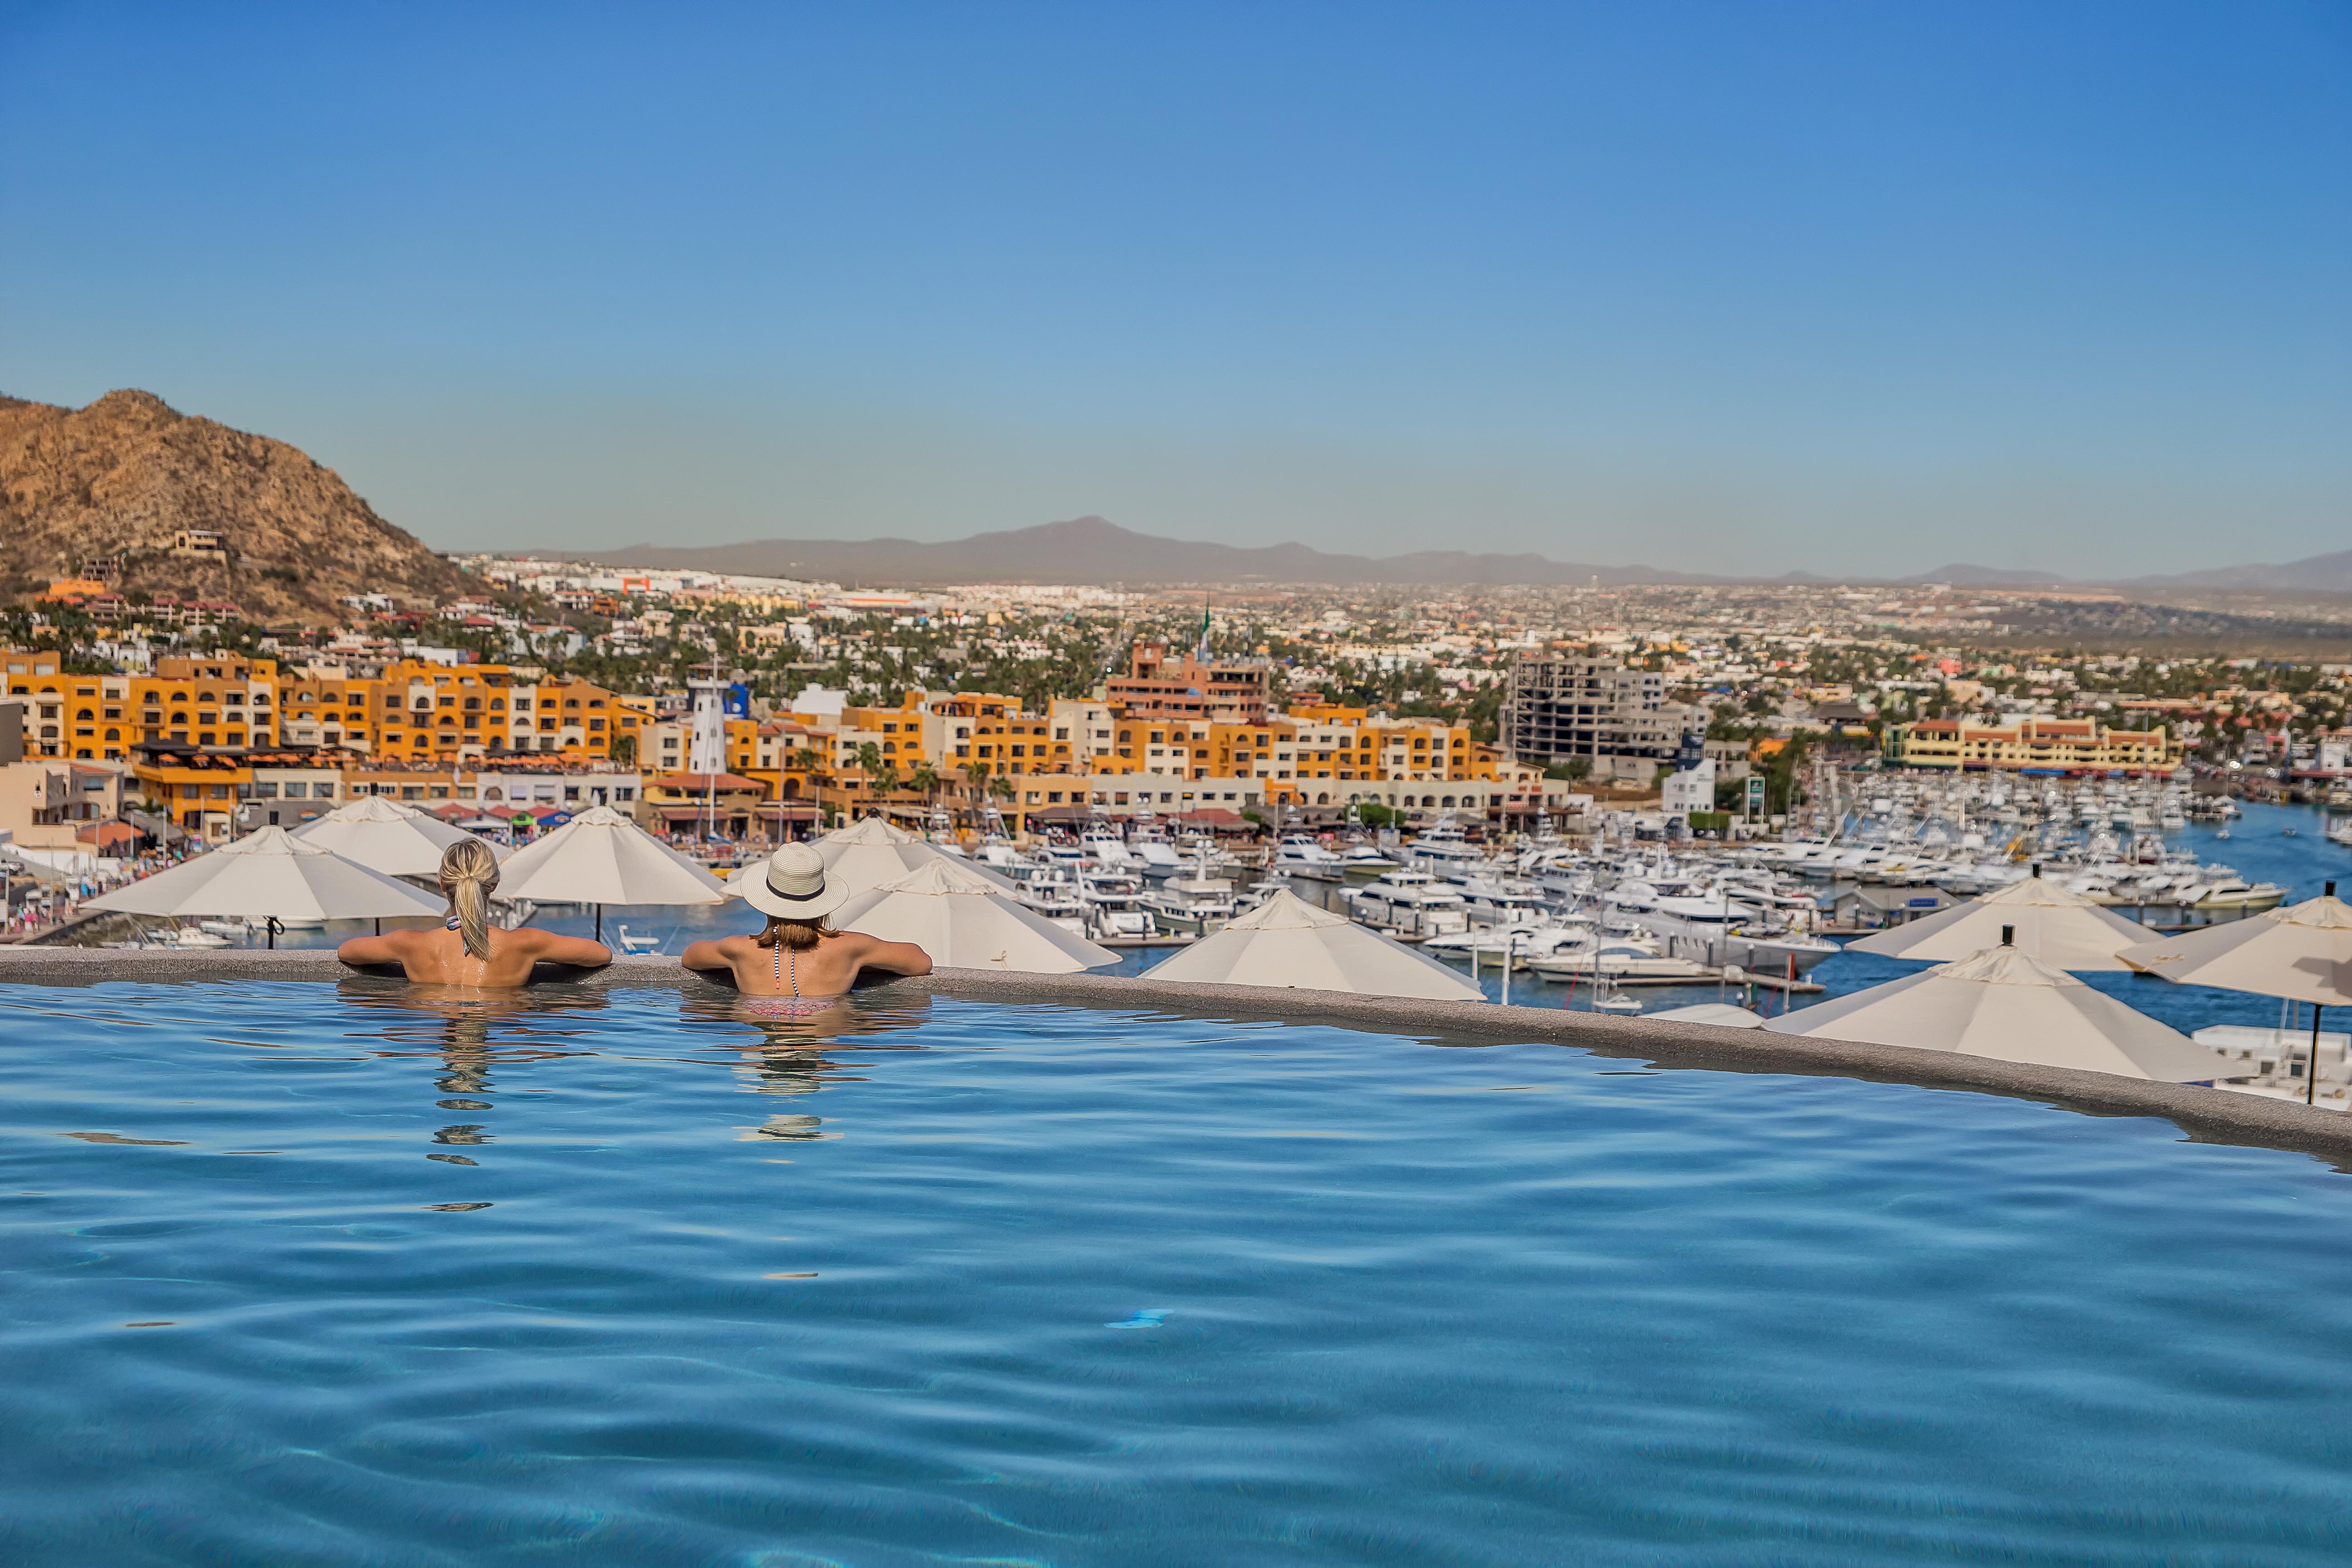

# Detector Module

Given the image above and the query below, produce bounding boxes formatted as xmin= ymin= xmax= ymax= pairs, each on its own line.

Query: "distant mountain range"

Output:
xmin=554 ymin=517 xmax=2352 ymax=593
xmin=565 ymin=518 xmax=1692 ymax=586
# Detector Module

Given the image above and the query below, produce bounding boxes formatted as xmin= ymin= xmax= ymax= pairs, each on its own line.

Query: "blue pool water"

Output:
xmin=5 ymin=981 xmax=2352 ymax=1563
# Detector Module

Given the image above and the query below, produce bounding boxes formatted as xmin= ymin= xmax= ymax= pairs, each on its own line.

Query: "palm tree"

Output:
xmin=908 ymin=761 xmax=940 ymax=810
xmin=789 ymin=745 xmax=828 ymax=836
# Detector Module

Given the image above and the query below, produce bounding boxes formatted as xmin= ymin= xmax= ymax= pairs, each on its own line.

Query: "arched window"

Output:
xmin=76 ymin=707 xmax=93 ymax=720
xmin=103 ymin=728 xmax=119 ymax=741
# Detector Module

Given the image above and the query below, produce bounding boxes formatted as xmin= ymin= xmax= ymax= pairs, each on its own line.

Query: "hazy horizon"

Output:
xmin=4 ymin=4 xmax=2345 ymax=578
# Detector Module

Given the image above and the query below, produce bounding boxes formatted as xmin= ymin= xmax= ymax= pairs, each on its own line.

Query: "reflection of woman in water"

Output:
xmin=337 ymin=838 xmax=612 ymax=985
xmin=682 ymin=843 xmax=930 ymax=1014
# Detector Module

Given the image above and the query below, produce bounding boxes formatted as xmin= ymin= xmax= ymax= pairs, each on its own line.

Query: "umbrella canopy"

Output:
xmin=494 ymin=805 xmax=727 ymax=907
xmin=291 ymin=794 xmax=510 ymax=879
xmin=1761 ymin=941 xmax=2233 ymax=1082
xmin=2115 ymin=888 xmax=2352 ymax=1006
xmin=1846 ymin=873 xmax=2151 ymax=971
xmin=729 ymin=813 xmax=1014 ymax=901
xmin=833 ymin=858 xmax=1116 ymax=972
xmin=83 ymin=826 xmax=446 ymax=923
xmin=1140 ymin=887 xmax=1484 ymax=1001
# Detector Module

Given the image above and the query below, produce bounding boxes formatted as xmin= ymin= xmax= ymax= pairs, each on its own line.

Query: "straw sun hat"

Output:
xmin=743 ymin=843 xmax=849 ymax=921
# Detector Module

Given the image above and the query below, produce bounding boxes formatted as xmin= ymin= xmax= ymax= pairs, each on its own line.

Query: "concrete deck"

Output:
xmin=1 ymin=948 xmax=2347 ymax=1165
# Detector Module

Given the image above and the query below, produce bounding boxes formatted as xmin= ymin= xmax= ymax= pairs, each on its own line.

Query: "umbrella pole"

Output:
xmin=267 ymin=916 xmax=280 ymax=950
xmin=2311 ymin=1003 xmax=2325 ymax=1108
xmin=595 ymin=904 xmax=603 ymax=943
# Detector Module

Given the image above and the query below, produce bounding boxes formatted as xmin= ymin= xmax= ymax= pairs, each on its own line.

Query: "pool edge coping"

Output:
xmin=1 ymin=949 xmax=2344 ymax=1164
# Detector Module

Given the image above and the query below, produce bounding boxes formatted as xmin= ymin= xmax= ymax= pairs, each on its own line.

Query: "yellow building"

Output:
xmin=1885 ymin=718 xmax=2180 ymax=774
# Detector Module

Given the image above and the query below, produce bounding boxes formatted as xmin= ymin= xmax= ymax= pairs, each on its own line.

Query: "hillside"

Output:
xmin=0 ymin=389 xmax=467 ymax=624
xmin=576 ymin=516 xmax=1710 ymax=586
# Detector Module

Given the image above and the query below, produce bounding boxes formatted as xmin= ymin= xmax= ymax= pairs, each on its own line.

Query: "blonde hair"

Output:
xmin=756 ymin=915 xmax=833 ymax=951
xmin=438 ymin=837 xmax=500 ymax=960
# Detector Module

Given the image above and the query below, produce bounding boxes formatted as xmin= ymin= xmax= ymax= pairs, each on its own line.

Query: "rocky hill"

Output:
xmin=0 ymin=389 xmax=467 ymax=624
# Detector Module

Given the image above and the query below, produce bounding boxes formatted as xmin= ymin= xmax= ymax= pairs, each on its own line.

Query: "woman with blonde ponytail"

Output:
xmin=338 ymin=838 xmax=612 ymax=985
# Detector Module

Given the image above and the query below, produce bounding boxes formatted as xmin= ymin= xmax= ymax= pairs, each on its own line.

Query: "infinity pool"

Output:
xmin=5 ymin=981 xmax=2351 ymax=1564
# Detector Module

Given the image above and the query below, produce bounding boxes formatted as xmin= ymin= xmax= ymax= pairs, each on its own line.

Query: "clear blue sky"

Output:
xmin=3 ymin=2 xmax=2345 ymax=577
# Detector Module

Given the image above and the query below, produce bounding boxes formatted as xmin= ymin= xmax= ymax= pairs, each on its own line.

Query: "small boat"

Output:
xmin=614 ymin=925 xmax=663 ymax=954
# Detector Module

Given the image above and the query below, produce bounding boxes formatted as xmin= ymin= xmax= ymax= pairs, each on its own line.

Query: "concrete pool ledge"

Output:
xmin=2 ymin=948 xmax=2346 ymax=1164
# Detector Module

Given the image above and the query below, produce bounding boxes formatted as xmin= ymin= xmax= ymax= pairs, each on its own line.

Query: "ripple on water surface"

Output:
xmin=3 ymin=980 xmax=2352 ymax=1565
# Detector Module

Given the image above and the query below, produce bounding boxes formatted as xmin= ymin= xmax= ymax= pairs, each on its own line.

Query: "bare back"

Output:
xmin=337 ymin=925 xmax=612 ymax=987
xmin=681 ymin=930 xmax=932 ymax=997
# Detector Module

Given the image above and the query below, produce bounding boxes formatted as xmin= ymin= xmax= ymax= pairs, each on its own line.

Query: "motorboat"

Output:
xmin=1345 ymin=867 xmax=1470 ymax=939
xmin=1401 ymin=816 xmax=1486 ymax=879
xmin=614 ymin=924 xmax=664 ymax=954
xmin=1339 ymin=840 xmax=1399 ymax=878
xmin=1080 ymin=824 xmax=1137 ymax=868
xmin=1270 ymin=834 xmax=1345 ymax=881
xmin=1127 ymin=817 xmax=1186 ymax=874
xmin=1079 ymin=870 xmax=1157 ymax=940
xmin=1014 ymin=871 xmax=1093 ymax=937
xmin=1526 ymin=936 xmax=1711 ymax=981
xmin=1141 ymin=872 xmax=1239 ymax=934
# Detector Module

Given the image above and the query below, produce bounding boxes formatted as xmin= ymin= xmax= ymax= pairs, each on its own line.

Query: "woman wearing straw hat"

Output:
xmin=338 ymin=838 xmax=613 ymax=985
xmin=682 ymin=843 xmax=932 ymax=1004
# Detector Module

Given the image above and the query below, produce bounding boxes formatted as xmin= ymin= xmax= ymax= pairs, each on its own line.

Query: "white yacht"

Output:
xmin=1271 ymin=833 xmax=1345 ymax=880
xmin=1401 ymin=815 xmax=1486 ymax=879
xmin=1142 ymin=872 xmax=1239 ymax=934
xmin=1014 ymin=871 xmax=1092 ymax=937
xmin=1527 ymin=935 xmax=1711 ymax=981
xmin=1346 ymin=867 xmax=1470 ymax=939
xmin=1127 ymin=815 xmax=1185 ymax=874
xmin=1079 ymin=869 xmax=1157 ymax=940
xmin=1081 ymin=823 xmax=1137 ymax=868
xmin=1636 ymin=892 xmax=1840 ymax=975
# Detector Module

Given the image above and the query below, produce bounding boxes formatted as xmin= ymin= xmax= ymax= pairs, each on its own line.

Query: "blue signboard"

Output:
xmin=722 ymin=683 xmax=751 ymax=718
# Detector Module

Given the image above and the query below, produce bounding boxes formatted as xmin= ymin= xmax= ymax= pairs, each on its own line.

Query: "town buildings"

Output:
xmin=1499 ymin=652 xmax=1709 ymax=778
xmin=1883 ymin=717 xmax=2182 ymax=774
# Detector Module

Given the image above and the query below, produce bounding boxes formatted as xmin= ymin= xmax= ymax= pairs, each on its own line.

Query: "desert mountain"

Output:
xmin=0 ymin=389 xmax=466 ymax=624
xmin=573 ymin=516 xmax=1707 ymax=587
xmin=2125 ymin=549 xmax=2352 ymax=594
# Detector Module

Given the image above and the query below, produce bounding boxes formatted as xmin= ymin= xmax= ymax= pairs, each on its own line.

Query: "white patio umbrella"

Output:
xmin=727 ymin=813 xmax=1014 ymax=901
xmin=291 ymin=794 xmax=510 ymax=879
xmin=494 ymin=804 xmax=726 ymax=940
xmin=1762 ymin=931 xmax=2232 ymax=1083
xmin=833 ymin=858 xmax=1117 ymax=972
xmin=1140 ymin=887 xmax=1484 ymax=1001
xmin=83 ymin=825 xmax=445 ymax=945
xmin=1845 ymin=870 xmax=2151 ymax=971
xmin=2116 ymin=881 xmax=2352 ymax=1105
